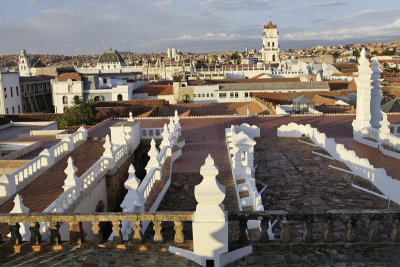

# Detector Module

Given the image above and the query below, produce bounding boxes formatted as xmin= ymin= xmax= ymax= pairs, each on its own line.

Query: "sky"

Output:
xmin=1 ymin=0 xmax=400 ymax=55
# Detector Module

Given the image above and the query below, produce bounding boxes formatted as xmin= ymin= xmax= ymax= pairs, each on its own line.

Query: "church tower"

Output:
xmin=261 ymin=21 xmax=280 ymax=63
xmin=18 ymin=49 xmax=32 ymax=77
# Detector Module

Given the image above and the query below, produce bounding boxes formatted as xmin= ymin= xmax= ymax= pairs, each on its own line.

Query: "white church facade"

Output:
xmin=261 ymin=21 xmax=280 ymax=63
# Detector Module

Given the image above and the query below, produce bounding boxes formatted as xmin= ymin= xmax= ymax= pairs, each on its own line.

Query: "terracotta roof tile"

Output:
xmin=133 ymin=82 xmax=173 ymax=96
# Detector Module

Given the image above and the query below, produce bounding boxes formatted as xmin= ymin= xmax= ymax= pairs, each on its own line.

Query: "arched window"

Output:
xmin=74 ymin=95 xmax=80 ymax=101
xmin=272 ymin=42 xmax=275 ymax=47
xmin=62 ymin=96 xmax=68 ymax=104
xmin=267 ymin=42 xmax=270 ymax=47
xmin=94 ymin=96 xmax=102 ymax=102
xmin=273 ymin=55 xmax=276 ymax=61
xmin=117 ymin=94 xmax=123 ymax=101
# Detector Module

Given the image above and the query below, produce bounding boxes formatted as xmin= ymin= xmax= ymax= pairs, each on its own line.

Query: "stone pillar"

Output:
xmin=371 ymin=60 xmax=383 ymax=129
xmin=193 ymin=155 xmax=228 ymax=258
xmin=145 ymin=139 xmax=161 ymax=180
xmin=39 ymin=148 xmax=54 ymax=167
xmin=173 ymin=110 xmax=182 ymax=136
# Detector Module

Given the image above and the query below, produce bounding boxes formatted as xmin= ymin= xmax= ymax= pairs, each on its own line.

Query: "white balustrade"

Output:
xmin=140 ymin=128 xmax=164 ymax=140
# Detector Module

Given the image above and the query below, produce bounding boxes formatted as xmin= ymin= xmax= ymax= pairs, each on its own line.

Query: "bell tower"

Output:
xmin=19 ymin=49 xmax=32 ymax=77
xmin=261 ymin=21 xmax=280 ymax=63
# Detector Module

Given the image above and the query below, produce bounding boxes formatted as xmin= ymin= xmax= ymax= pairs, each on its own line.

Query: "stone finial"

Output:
xmin=63 ymin=157 xmax=79 ymax=191
xmin=10 ymin=194 xmax=29 ymax=213
xmin=124 ymin=164 xmax=140 ymax=190
xmin=103 ymin=134 xmax=114 ymax=158
xmin=120 ymin=125 xmax=128 ymax=146
xmin=196 ymin=154 xmax=225 ymax=209
xmin=168 ymin=117 xmax=175 ymax=134
xmin=173 ymin=110 xmax=180 ymax=124
xmin=160 ymin=124 xmax=171 ymax=148
xmin=380 ymin=112 xmax=391 ymax=134
xmin=128 ymin=112 xmax=134 ymax=122
xmin=146 ymin=139 xmax=160 ymax=171
xmin=8 ymin=194 xmax=31 ymax=241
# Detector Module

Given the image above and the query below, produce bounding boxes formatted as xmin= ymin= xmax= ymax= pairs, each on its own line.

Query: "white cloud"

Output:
xmin=282 ymin=19 xmax=400 ymax=41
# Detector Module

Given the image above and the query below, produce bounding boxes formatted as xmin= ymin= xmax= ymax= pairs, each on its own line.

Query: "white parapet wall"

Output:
xmin=225 ymin=123 xmax=264 ymax=231
xmin=278 ymin=122 xmax=400 ymax=205
xmin=0 ymin=126 xmax=88 ymax=199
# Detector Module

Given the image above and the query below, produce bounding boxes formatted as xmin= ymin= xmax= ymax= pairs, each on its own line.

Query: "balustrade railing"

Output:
xmin=0 ymin=211 xmax=193 ymax=247
xmin=140 ymin=128 xmax=163 ymax=140
xmin=229 ymin=210 xmax=400 ymax=245
xmin=1 ymin=210 xmax=399 ymax=250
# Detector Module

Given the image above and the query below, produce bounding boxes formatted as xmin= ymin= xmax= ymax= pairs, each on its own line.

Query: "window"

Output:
xmin=272 ymin=42 xmax=275 ymax=47
xmin=211 ymin=93 xmax=213 ymax=97
xmin=4 ymin=88 xmax=7 ymax=98
xmin=117 ymin=94 xmax=123 ymax=101
xmin=103 ymin=78 xmax=107 ymax=84
xmin=230 ymin=92 xmax=234 ymax=98
xmin=94 ymin=96 xmax=102 ymax=102
xmin=267 ymin=42 xmax=270 ymax=47
xmin=62 ymin=96 xmax=68 ymax=104
xmin=235 ymin=92 xmax=239 ymax=98
xmin=18 ymin=105 xmax=20 ymax=114
xmin=12 ymin=106 xmax=15 ymax=114
xmin=6 ymin=108 xmax=8 ymax=114
xmin=16 ymin=86 xmax=19 ymax=96
xmin=202 ymin=94 xmax=205 ymax=97
xmin=10 ymin=87 xmax=13 ymax=97
xmin=245 ymin=92 xmax=249 ymax=98
xmin=273 ymin=55 xmax=276 ymax=61
xmin=206 ymin=94 xmax=209 ymax=97
xmin=219 ymin=93 xmax=226 ymax=98
xmin=193 ymin=94 xmax=196 ymax=97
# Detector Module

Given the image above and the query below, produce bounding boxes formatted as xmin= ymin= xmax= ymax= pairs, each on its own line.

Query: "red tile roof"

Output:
xmin=312 ymin=95 xmax=337 ymax=106
xmin=133 ymin=82 xmax=173 ymax=96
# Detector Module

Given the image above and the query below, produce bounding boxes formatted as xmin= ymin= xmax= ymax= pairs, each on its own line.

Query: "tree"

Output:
xmin=380 ymin=49 xmax=392 ymax=56
xmin=331 ymin=52 xmax=340 ymax=58
xmin=58 ymin=97 xmax=97 ymax=126
xmin=230 ymin=53 xmax=241 ymax=64
xmin=353 ymin=50 xmax=360 ymax=57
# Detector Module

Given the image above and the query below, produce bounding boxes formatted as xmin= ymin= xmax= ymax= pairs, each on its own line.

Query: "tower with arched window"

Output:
xmin=261 ymin=21 xmax=280 ymax=63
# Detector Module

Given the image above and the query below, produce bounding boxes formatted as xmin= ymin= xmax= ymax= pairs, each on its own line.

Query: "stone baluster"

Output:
xmin=29 ymin=222 xmax=41 ymax=246
xmin=49 ymin=222 xmax=62 ymax=246
xmin=392 ymin=216 xmax=400 ymax=242
xmin=259 ymin=216 xmax=270 ymax=243
xmin=112 ymin=220 xmax=123 ymax=244
xmin=303 ymin=215 xmax=314 ymax=243
xmin=9 ymin=223 xmax=22 ymax=245
xmin=239 ymin=217 xmax=248 ymax=244
xmin=346 ymin=216 xmax=358 ymax=242
xmin=280 ymin=216 xmax=290 ymax=243
xmin=153 ymin=216 xmax=163 ymax=243
xmin=91 ymin=221 xmax=103 ymax=245
xmin=132 ymin=219 xmax=143 ymax=244
xmin=174 ymin=220 xmax=184 ymax=244
xmin=324 ymin=216 xmax=334 ymax=243
xmin=368 ymin=215 xmax=381 ymax=242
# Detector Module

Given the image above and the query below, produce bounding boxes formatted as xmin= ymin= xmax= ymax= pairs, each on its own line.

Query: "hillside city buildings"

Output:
xmin=2 ymin=18 xmax=400 ymax=266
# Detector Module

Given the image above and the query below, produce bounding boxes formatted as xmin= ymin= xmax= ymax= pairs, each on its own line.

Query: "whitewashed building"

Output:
xmin=0 ymin=70 xmax=22 ymax=115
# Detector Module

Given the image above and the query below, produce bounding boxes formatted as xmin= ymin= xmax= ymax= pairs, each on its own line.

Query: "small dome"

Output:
xmin=98 ymin=49 xmax=126 ymax=65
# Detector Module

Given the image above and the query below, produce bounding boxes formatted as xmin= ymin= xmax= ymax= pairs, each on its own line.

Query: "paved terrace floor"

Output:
xmin=1 ymin=241 xmax=400 ymax=266
xmin=0 ymin=140 xmax=105 ymax=238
